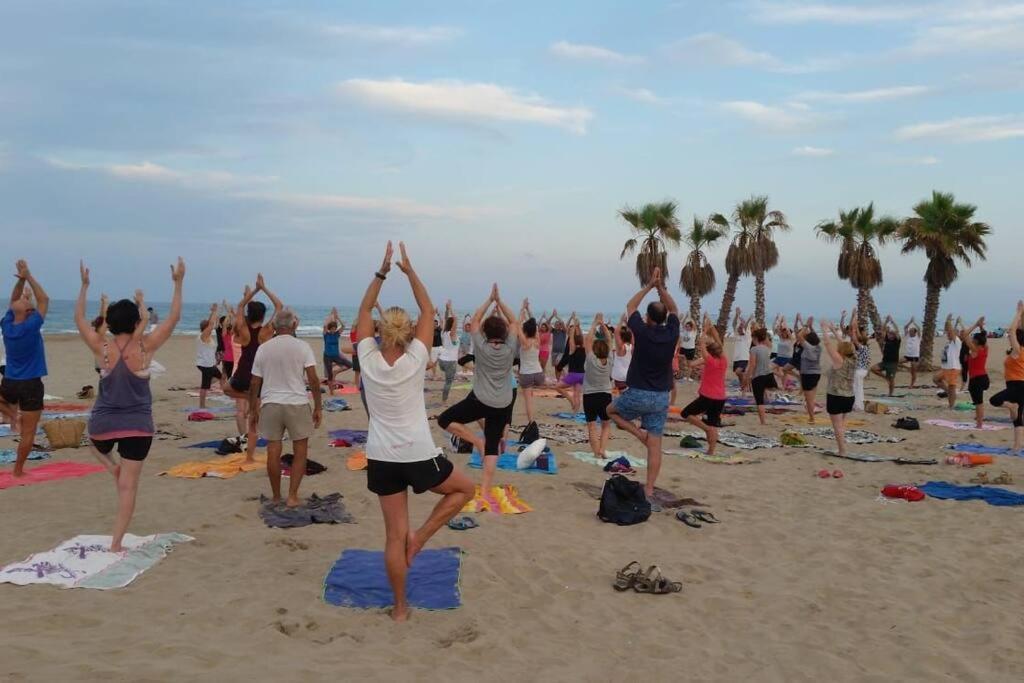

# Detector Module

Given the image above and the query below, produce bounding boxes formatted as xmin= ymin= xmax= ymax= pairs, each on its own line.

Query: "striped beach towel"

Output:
xmin=461 ymin=485 xmax=532 ymax=514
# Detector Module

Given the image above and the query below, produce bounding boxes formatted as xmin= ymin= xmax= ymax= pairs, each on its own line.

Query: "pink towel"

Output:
xmin=0 ymin=462 xmax=106 ymax=490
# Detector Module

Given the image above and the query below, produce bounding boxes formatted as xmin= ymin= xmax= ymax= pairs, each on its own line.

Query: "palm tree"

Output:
xmin=619 ymin=201 xmax=682 ymax=287
xmin=679 ymin=214 xmax=728 ymax=323
xmin=815 ymin=203 xmax=899 ymax=334
xmin=732 ymin=196 xmax=789 ymax=326
xmin=899 ymin=191 xmax=991 ymax=368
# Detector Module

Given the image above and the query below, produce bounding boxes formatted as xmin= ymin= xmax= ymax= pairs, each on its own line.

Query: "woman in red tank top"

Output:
xmin=962 ymin=317 xmax=989 ymax=429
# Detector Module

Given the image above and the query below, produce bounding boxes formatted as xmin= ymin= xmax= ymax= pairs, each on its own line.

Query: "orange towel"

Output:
xmin=161 ymin=453 xmax=266 ymax=479
xmin=346 ymin=452 xmax=368 ymax=471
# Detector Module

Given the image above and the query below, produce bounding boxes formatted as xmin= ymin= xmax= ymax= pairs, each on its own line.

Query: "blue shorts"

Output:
xmin=773 ymin=356 xmax=790 ymax=367
xmin=611 ymin=388 xmax=670 ymax=436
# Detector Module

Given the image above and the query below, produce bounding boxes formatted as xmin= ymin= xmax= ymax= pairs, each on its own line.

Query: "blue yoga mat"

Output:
xmin=919 ymin=481 xmax=1024 ymax=507
xmin=468 ymin=450 xmax=557 ymax=474
xmin=323 ymin=547 xmax=463 ymax=610
xmin=946 ymin=443 xmax=1022 ymax=457
xmin=183 ymin=438 xmax=269 ymax=449
xmin=552 ymin=412 xmax=588 ymax=423
xmin=329 ymin=429 xmax=367 ymax=444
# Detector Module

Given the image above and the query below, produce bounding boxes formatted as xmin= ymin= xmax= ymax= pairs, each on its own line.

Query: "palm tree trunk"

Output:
xmin=865 ymin=291 xmax=882 ymax=338
xmin=919 ymin=282 xmax=942 ymax=371
xmin=754 ymin=272 xmax=766 ymax=326
xmin=689 ymin=296 xmax=701 ymax=326
xmin=856 ymin=288 xmax=870 ymax=332
xmin=715 ymin=273 xmax=739 ymax=337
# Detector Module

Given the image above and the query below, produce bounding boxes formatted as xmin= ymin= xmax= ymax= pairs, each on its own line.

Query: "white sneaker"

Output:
xmin=517 ymin=439 xmax=547 ymax=469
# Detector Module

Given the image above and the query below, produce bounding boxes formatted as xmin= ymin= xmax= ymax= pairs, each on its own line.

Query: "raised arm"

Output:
xmin=14 ymin=260 xmax=49 ymax=317
xmin=625 ymin=270 xmax=657 ymax=317
xmin=74 ymin=261 xmax=104 ymax=354
xmin=234 ymin=284 xmax=256 ymax=346
xmin=255 ymin=273 xmax=283 ymax=343
xmin=703 ymin=314 xmax=722 ymax=348
xmin=820 ymin=320 xmax=844 ymax=366
xmin=492 ymin=285 xmax=520 ymax=338
xmin=1010 ymin=302 xmax=1023 ymax=357
xmin=356 ymin=243 xmax=393 ymax=342
xmin=961 ymin=316 xmax=985 ymax=354
xmin=143 ymin=257 xmax=185 ymax=351
xmin=732 ymin=307 xmax=741 ymax=333
xmin=944 ymin=314 xmax=955 ymax=339
xmin=584 ymin=313 xmax=601 ymax=353
xmin=132 ymin=290 xmax=149 ymax=343
xmin=654 ymin=275 xmax=679 ymax=317
xmin=393 ymin=242 xmax=434 ymax=349
xmin=201 ymin=304 xmax=218 ymax=343
xmin=470 ymin=286 xmax=494 ymax=335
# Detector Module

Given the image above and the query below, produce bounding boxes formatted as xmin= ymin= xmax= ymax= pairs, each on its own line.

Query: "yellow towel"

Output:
xmin=461 ymin=485 xmax=532 ymax=514
xmin=161 ymin=453 xmax=267 ymax=479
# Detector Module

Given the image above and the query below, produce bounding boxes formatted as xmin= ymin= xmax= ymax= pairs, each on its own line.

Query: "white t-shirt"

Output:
xmin=439 ymin=331 xmax=460 ymax=362
xmin=905 ymin=334 xmax=921 ymax=358
xmin=732 ymin=330 xmax=752 ymax=362
xmin=358 ymin=338 xmax=439 ymax=463
xmin=251 ymin=335 xmax=316 ymax=406
xmin=611 ymin=343 xmax=632 ymax=382
xmin=941 ymin=336 xmax=963 ymax=370
xmin=195 ymin=335 xmax=217 ymax=368
xmin=681 ymin=328 xmax=696 ymax=350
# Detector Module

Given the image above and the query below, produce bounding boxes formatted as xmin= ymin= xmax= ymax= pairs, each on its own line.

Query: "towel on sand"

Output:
xmin=778 ymin=415 xmax=867 ymax=427
xmin=925 ymin=419 xmax=1008 ymax=432
xmin=323 ymin=547 xmax=462 ymax=610
xmin=664 ymin=448 xmax=761 ymax=465
xmin=0 ymin=462 xmax=105 ymax=490
xmin=346 ymin=452 xmax=368 ymax=471
xmin=795 ymin=427 xmax=905 ymax=445
xmin=946 ymin=443 xmax=1022 ymax=456
xmin=324 ymin=398 xmax=350 ymax=412
xmin=0 ymin=533 xmax=193 ymax=589
xmin=512 ymin=423 xmax=591 ymax=445
xmin=570 ymin=450 xmax=647 ymax=468
xmin=41 ymin=402 xmax=90 ymax=412
xmin=919 ymin=481 xmax=1024 ymax=506
xmin=328 ymin=429 xmax=367 ymax=444
xmin=468 ymin=450 xmax=558 ymax=475
xmin=682 ymin=430 xmax=779 ymax=450
xmin=0 ymin=449 xmax=50 ymax=464
xmin=184 ymin=438 xmax=269 ymax=449
xmin=552 ymin=412 xmax=588 ymax=423
xmin=816 ymin=449 xmax=938 ymax=465
xmin=160 ymin=453 xmax=266 ymax=479
xmin=461 ymin=485 xmax=532 ymax=514
xmin=179 ymin=405 xmax=236 ymax=414
xmin=570 ymin=481 xmax=704 ymax=507
xmin=259 ymin=493 xmax=354 ymax=528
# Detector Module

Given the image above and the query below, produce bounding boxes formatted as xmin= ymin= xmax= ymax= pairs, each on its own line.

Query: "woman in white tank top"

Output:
xmin=612 ymin=318 xmax=633 ymax=389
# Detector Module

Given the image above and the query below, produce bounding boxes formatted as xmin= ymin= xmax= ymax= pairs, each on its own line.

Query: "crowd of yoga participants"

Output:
xmin=2 ymin=251 xmax=1023 ymax=620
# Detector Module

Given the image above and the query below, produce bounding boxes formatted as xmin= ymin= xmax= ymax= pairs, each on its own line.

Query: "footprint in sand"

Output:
xmin=272 ymin=620 xmax=300 ymax=637
xmin=436 ymin=623 xmax=480 ymax=648
xmin=268 ymin=538 xmax=308 ymax=551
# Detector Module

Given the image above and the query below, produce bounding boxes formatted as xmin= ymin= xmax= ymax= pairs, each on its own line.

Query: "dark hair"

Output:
xmin=523 ymin=318 xmax=537 ymax=338
xmin=200 ymin=319 xmax=210 ymax=332
xmin=327 ymin=321 xmax=338 ymax=332
xmin=647 ymin=302 xmax=668 ymax=325
xmin=217 ymin=316 xmax=226 ymax=328
xmin=805 ymin=331 xmax=820 ymax=346
xmin=593 ymin=339 xmax=610 ymax=360
xmin=146 ymin=307 xmax=153 ymax=312
xmin=574 ymin=331 xmax=584 ymax=346
xmin=482 ymin=316 xmax=508 ymax=341
xmin=246 ymin=301 xmax=267 ymax=324
xmin=620 ymin=327 xmax=633 ymax=344
xmin=106 ymin=299 xmax=141 ymax=335
xmin=1017 ymin=329 xmax=1024 ymax=347
xmin=91 ymin=315 xmax=105 ymax=332
xmin=752 ymin=327 xmax=768 ymax=343
xmin=444 ymin=317 xmax=455 ymax=333
xmin=973 ymin=331 xmax=987 ymax=346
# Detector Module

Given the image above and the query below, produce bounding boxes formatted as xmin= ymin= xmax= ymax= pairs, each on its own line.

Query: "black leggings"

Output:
xmin=990 ymin=381 xmax=1024 ymax=427
xmin=437 ymin=391 xmax=511 ymax=455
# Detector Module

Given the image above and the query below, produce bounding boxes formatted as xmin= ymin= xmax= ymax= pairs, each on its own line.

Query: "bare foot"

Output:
xmin=390 ymin=605 xmax=411 ymax=622
xmin=406 ymin=531 xmax=425 ymax=567
xmin=11 ymin=467 xmax=26 ymax=478
xmin=243 ymin=456 xmax=256 ymax=464
xmin=285 ymin=496 xmax=301 ymax=508
xmin=110 ymin=543 xmax=124 ymax=553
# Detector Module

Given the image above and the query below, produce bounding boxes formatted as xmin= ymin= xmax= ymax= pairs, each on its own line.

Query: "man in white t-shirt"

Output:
xmin=248 ymin=308 xmax=322 ymax=507
xmin=935 ymin=314 xmax=963 ymax=409
xmin=357 ymin=241 xmax=474 ymax=623
xmin=730 ymin=308 xmax=753 ymax=389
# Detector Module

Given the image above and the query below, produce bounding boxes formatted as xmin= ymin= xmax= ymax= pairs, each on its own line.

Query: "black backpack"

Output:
xmin=520 ymin=421 xmax=540 ymax=445
xmin=893 ymin=417 xmax=920 ymax=431
xmin=597 ymin=474 xmax=651 ymax=526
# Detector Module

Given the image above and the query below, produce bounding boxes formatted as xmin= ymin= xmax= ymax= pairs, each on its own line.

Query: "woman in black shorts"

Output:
xmin=821 ymin=320 xmax=856 ymax=458
xmin=681 ymin=316 xmax=728 ymax=455
xmin=581 ymin=314 xmax=613 ymax=457
xmin=795 ymin=319 xmax=823 ymax=423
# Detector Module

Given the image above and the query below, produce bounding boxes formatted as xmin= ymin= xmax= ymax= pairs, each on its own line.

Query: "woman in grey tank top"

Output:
xmin=74 ymin=259 xmax=185 ymax=553
xmin=744 ymin=328 xmax=778 ymax=425
xmin=582 ymin=314 xmax=613 ymax=457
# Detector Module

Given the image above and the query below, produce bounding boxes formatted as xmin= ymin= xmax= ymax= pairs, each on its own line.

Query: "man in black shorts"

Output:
xmin=0 ymin=260 xmax=49 ymax=477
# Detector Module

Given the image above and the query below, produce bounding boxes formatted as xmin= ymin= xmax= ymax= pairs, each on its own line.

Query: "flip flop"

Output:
xmin=633 ymin=565 xmax=682 ymax=594
xmin=613 ymin=560 xmax=643 ymax=591
xmin=817 ymin=469 xmax=832 ymax=479
xmin=446 ymin=516 xmax=479 ymax=531
xmin=674 ymin=510 xmax=701 ymax=528
xmin=832 ymin=470 xmax=844 ymax=479
xmin=690 ymin=510 xmax=720 ymax=524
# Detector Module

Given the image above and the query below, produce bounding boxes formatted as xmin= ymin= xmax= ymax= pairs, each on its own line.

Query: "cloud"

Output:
xmin=614 ymin=86 xmax=665 ymax=104
xmin=791 ymin=145 xmax=835 ymax=157
xmin=236 ymin=192 xmax=495 ymax=222
xmin=796 ymin=85 xmax=933 ymax=103
xmin=44 ymin=158 xmax=276 ymax=188
xmin=895 ymin=115 xmax=1024 ymax=142
xmin=721 ymin=101 xmax=818 ymax=131
xmin=665 ymin=33 xmax=778 ymax=67
xmin=903 ymin=22 xmax=1024 ymax=56
xmin=335 ymin=79 xmax=593 ymax=134
xmin=549 ymin=41 xmax=644 ymax=65
xmin=322 ymin=24 xmax=462 ymax=45
xmin=748 ymin=1 xmax=931 ymax=24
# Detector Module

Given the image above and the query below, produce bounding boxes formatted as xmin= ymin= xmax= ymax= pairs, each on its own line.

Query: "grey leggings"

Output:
xmin=440 ymin=360 xmax=458 ymax=401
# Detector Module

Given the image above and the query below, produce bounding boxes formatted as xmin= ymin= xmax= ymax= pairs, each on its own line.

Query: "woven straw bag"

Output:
xmin=42 ymin=419 xmax=87 ymax=449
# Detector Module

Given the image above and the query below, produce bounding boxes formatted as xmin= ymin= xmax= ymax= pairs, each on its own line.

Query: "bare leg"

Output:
xmin=756 ymin=404 xmax=766 ymax=425
xmin=803 ymin=389 xmax=816 ymax=423
xmin=1014 ymin=425 xmax=1023 ymax=453
xmin=586 ymin=421 xmax=601 ymax=456
xmin=198 ymin=388 xmax=207 ymax=409
xmin=829 ymin=412 xmax=847 ymax=457
xmin=110 ymin=459 xmax=145 ymax=552
xmin=444 ymin=422 xmax=485 ymax=455
xmin=947 ymin=385 xmax=958 ymax=410
xmin=378 ymin=491 xmax=411 ymax=622
xmin=286 ymin=439 xmax=308 ymax=507
xmin=244 ymin=411 xmax=258 ymax=463
xmin=974 ymin=402 xmax=984 ymax=429
xmin=0 ymin=398 xmax=17 ymax=425
xmin=599 ymin=422 xmax=611 ymax=456
xmin=706 ymin=425 xmax=719 ymax=455
xmin=607 ymin=404 xmax=646 ymax=442
xmin=644 ymin=432 xmax=663 ymax=499
xmin=12 ymin=410 xmax=42 ymax=477
xmin=407 ymin=467 xmax=476 ymax=566
xmin=524 ymin=388 xmax=535 ymax=424
xmin=266 ymin=440 xmax=283 ymax=502
xmin=573 ymin=386 xmax=582 ymax=414
xmin=230 ymin=397 xmax=247 ymax=439
xmin=909 ymin=362 xmax=917 ymax=388
xmin=480 ymin=454 xmax=498 ymax=494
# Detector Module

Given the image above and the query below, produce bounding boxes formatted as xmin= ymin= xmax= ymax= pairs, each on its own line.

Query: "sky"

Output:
xmin=1 ymin=0 xmax=1021 ymax=319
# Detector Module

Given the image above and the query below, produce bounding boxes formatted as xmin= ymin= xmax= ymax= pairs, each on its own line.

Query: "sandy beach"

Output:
xmin=3 ymin=334 xmax=1024 ymax=682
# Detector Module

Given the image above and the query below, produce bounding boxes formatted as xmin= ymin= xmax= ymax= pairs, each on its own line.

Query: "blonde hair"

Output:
xmin=379 ymin=306 xmax=414 ymax=349
xmin=838 ymin=341 xmax=855 ymax=358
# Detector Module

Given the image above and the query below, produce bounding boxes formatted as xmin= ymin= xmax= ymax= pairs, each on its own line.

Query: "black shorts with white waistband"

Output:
xmin=366 ymin=454 xmax=453 ymax=496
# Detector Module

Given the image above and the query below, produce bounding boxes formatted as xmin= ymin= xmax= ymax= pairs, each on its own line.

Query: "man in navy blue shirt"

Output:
xmin=1 ymin=259 xmax=50 ymax=477
xmin=607 ymin=267 xmax=679 ymax=506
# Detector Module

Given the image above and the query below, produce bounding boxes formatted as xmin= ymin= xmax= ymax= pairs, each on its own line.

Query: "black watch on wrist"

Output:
xmin=375 ymin=272 xmax=387 ymax=281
